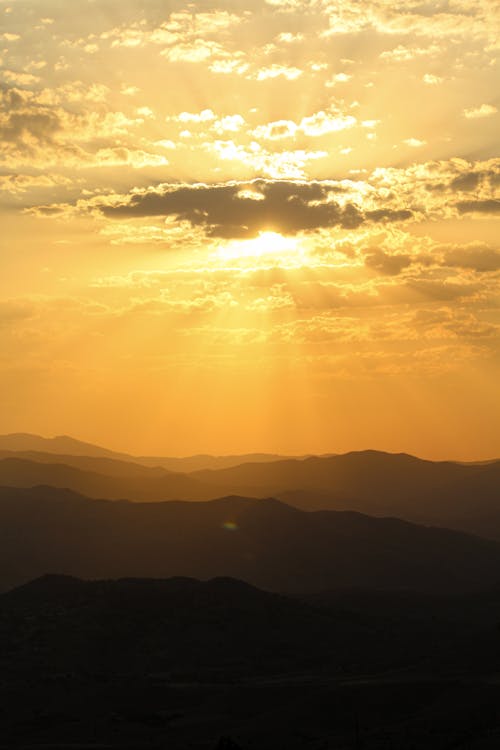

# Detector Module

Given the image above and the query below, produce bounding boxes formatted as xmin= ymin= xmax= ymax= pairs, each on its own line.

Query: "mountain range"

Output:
xmin=0 ymin=432 xmax=312 ymax=471
xmin=1 ymin=434 xmax=500 ymax=539
xmin=2 ymin=485 xmax=500 ymax=593
xmin=4 ymin=433 xmax=500 ymax=748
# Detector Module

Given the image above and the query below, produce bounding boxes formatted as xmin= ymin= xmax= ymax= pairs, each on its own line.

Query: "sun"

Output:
xmin=218 ymin=231 xmax=302 ymax=262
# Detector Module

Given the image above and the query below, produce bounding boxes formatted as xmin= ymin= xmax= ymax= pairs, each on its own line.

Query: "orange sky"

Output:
xmin=1 ymin=0 xmax=499 ymax=459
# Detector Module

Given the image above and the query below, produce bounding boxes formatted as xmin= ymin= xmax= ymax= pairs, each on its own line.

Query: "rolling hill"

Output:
xmin=0 ymin=456 xmax=212 ymax=501
xmin=0 ymin=433 xmax=308 ymax=472
xmin=2 ymin=485 xmax=500 ymax=594
xmin=2 ymin=443 xmax=500 ymax=539
xmin=192 ymin=451 xmax=500 ymax=539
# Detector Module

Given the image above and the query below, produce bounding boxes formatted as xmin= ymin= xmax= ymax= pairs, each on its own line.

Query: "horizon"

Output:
xmin=1 ymin=429 xmax=499 ymax=463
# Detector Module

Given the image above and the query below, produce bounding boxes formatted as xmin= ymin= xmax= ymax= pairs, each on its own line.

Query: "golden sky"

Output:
xmin=1 ymin=0 xmax=499 ymax=459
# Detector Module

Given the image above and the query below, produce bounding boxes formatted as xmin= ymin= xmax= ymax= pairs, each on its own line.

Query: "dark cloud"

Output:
xmin=427 ymin=167 xmax=499 ymax=195
xmin=0 ymin=110 xmax=62 ymax=145
xmin=406 ymin=279 xmax=480 ymax=301
xmin=0 ymin=85 xmax=63 ymax=155
xmin=101 ymin=180 xmax=412 ymax=238
xmin=456 ymin=199 xmax=500 ymax=214
xmin=366 ymin=209 xmax=413 ymax=223
xmin=449 ymin=167 xmax=500 ymax=193
xmin=443 ymin=244 xmax=500 ymax=272
xmin=365 ymin=249 xmax=413 ymax=276
xmin=449 ymin=172 xmax=483 ymax=192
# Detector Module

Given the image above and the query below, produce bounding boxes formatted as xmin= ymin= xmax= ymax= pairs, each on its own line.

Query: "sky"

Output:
xmin=0 ymin=0 xmax=499 ymax=459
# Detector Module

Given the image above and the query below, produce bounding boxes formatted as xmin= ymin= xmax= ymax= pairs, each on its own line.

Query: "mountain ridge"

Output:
xmin=2 ymin=444 xmax=500 ymax=538
xmin=0 ymin=433 xmax=320 ymax=472
xmin=2 ymin=484 xmax=500 ymax=594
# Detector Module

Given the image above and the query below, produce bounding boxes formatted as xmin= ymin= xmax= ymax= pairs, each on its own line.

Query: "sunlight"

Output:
xmin=217 ymin=231 xmax=302 ymax=261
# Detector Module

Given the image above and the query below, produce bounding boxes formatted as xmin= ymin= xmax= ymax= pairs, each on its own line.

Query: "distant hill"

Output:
xmin=138 ymin=452 xmax=319 ymax=472
xmin=0 ymin=433 xmax=130 ymax=460
xmin=0 ymin=433 xmax=311 ymax=472
xmin=191 ymin=451 xmax=500 ymax=539
xmin=1 ymin=486 xmax=500 ymax=594
xmin=3 ymin=449 xmax=500 ymax=538
xmin=0 ymin=457 xmax=215 ymax=501
xmin=0 ymin=450 xmax=171 ymax=479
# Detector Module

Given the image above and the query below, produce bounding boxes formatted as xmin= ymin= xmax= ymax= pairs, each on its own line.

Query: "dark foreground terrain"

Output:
xmin=4 ymin=575 xmax=500 ymax=749
xmin=3 ymin=436 xmax=500 ymax=747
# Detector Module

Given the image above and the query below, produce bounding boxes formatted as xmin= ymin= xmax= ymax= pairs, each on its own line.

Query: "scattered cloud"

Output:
xmin=463 ymin=103 xmax=498 ymax=119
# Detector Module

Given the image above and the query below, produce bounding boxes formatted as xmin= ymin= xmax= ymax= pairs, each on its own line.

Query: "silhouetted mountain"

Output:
xmin=5 ymin=574 xmax=500 ymax=749
xmin=1 ymin=574 xmax=370 ymax=679
xmin=192 ymin=451 xmax=500 ymax=539
xmin=0 ymin=457 xmax=212 ymax=501
xmin=0 ymin=432 xmax=130 ymax=459
xmin=0 ymin=449 xmax=171 ymax=478
xmin=2 ymin=485 xmax=500 ymax=594
xmin=0 ymin=433 xmax=312 ymax=471
xmin=138 ymin=452 xmax=321 ymax=472
xmin=4 ymin=447 xmax=500 ymax=538
xmin=5 ymin=573 xmax=500 ymax=686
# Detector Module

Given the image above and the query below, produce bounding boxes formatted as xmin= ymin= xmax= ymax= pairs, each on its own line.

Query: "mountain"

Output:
xmin=191 ymin=451 xmax=500 ymax=539
xmin=0 ymin=450 xmax=171 ymax=479
xmin=0 ymin=433 xmax=310 ymax=472
xmin=2 ymin=486 xmax=500 ymax=594
xmin=192 ymin=450 xmax=488 ymax=500
xmin=0 ymin=432 xmax=131 ymax=460
xmin=0 ymin=574 xmax=368 ymax=680
xmin=3 ymin=448 xmax=500 ymax=538
xmin=0 ymin=457 xmax=213 ymax=501
xmin=5 ymin=573 xmax=500 ymax=682
xmin=137 ymin=452 xmax=319 ymax=472
xmin=5 ymin=575 xmax=500 ymax=749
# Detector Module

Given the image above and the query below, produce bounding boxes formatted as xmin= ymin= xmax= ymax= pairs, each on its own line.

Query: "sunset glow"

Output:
xmin=217 ymin=231 xmax=301 ymax=261
xmin=1 ymin=0 xmax=499 ymax=459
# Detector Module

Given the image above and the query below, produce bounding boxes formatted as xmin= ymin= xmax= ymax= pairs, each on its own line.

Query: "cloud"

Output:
xmin=365 ymin=249 xmax=412 ymax=276
xmin=0 ymin=83 xmax=166 ymax=169
xmin=250 ymin=64 xmax=304 ymax=81
xmin=98 ymin=180 xmax=414 ymax=238
xmin=449 ymin=171 xmax=484 ymax=191
xmin=252 ymin=109 xmax=356 ymax=140
xmin=380 ymin=44 xmax=441 ymax=62
xmin=368 ymin=158 xmax=499 ymax=216
xmin=456 ymin=199 xmax=500 ymax=214
xmin=0 ymin=172 xmax=74 ymax=194
xmin=102 ymin=10 xmax=245 ymax=51
xmin=443 ymin=244 xmax=500 ymax=272
xmin=25 ymin=156 xmax=499 ymax=226
xmin=0 ymin=299 xmax=36 ymax=325
xmin=128 ymin=291 xmax=238 ymax=316
xmin=406 ymin=279 xmax=481 ymax=302
xmin=321 ymin=0 xmax=500 ymax=42
xmin=403 ymin=138 xmax=426 ymax=148
xmin=422 ymin=73 xmax=443 ymax=85
xmin=463 ymin=104 xmax=498 ymax=119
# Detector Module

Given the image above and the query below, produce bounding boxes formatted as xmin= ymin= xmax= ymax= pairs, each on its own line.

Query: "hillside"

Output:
xmin=0 ymin=457 xmax=212 ymax=502
xmin=2 ymin=486 xmax=500 ymax=593
xmin=193 ymin=451 xmax=500 ymax=538
xmin=4 ymin=575 xmax=500 ymax=749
